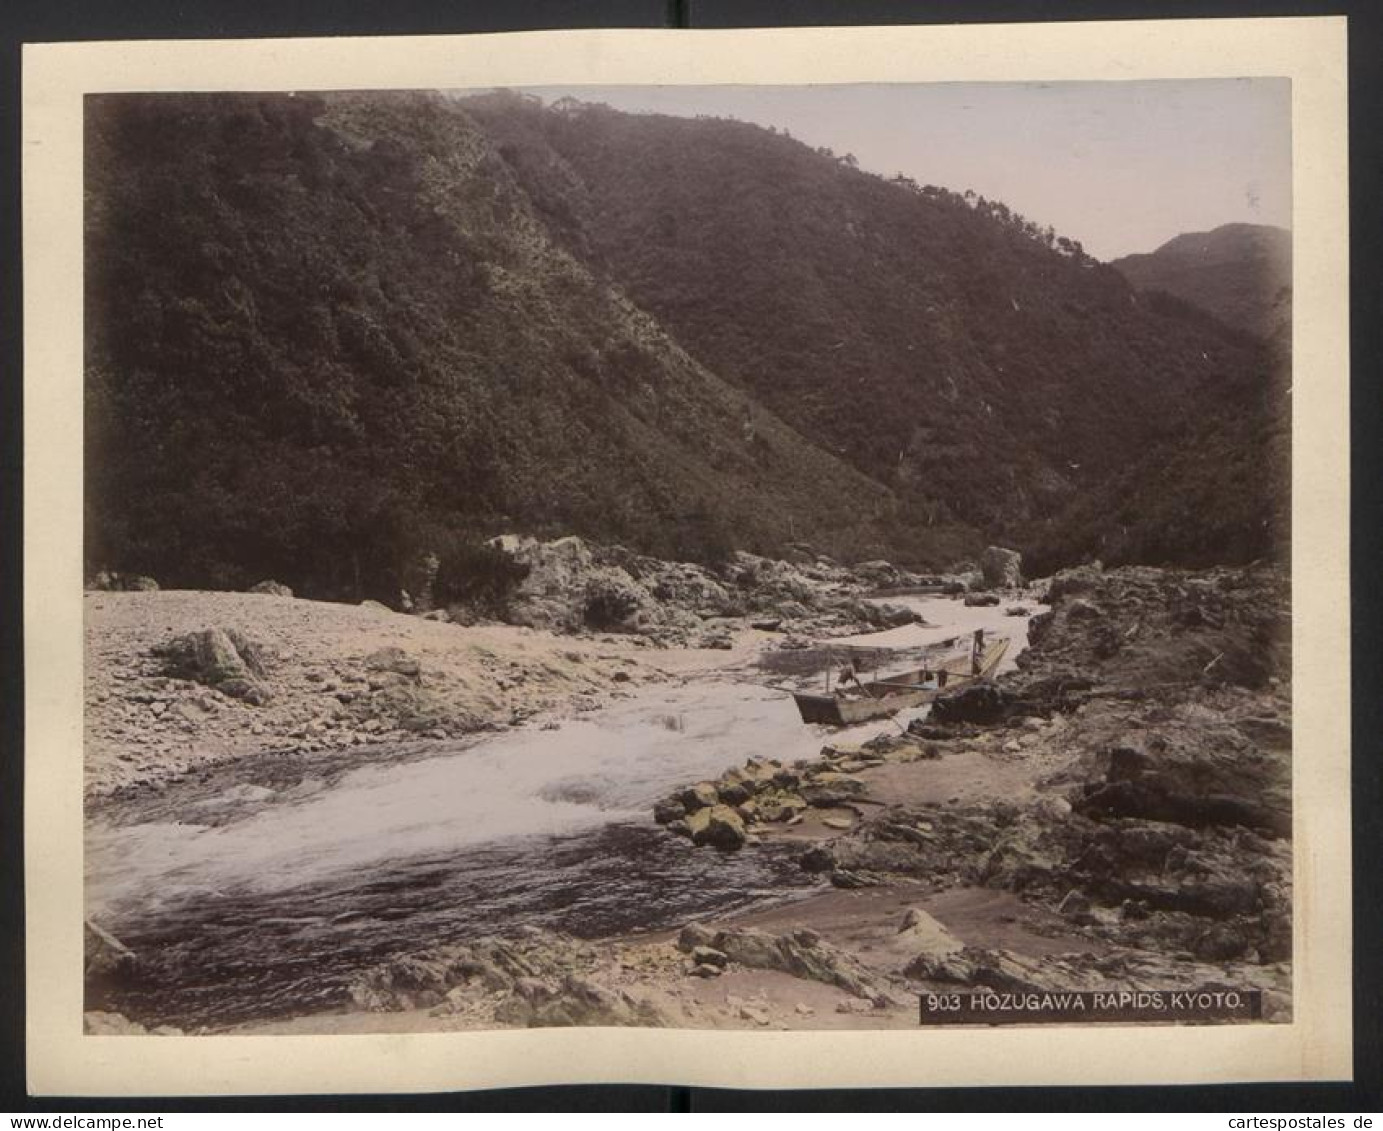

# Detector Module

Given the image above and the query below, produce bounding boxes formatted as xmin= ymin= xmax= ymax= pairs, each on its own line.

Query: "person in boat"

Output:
xmin=837 ymin=656 xmax=862 ymax=689
xmin=971 ymin=628 xmax=986 ymax=675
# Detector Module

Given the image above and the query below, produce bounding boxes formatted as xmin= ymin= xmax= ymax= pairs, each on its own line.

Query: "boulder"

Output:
xmin=84 ymin=1012 xmax=182 ymax=1037
xmin=690 ymin=805 xmax=747 ymax=851
xmin=897 ymin=908 xmax=965 ymax=957
xmin=756 ymin=794 xmax=807 ymax=823
xmin=494 ymin=533 xmax=593 ymax=589
xmin=931 ymin=681 xmax=1013 ymax=725
xmin=963 ymin=591 xmax=1001 ymax=607
xmin=716 ymin=780 xmax=752 ymax=807
xmin=653 ymin=798 xmax=686 ymax=825
xmin=726 ymin=551 xmax=823 ymax=606
xmin=249 ymin=579 xmax=293 ymax=598
xmin=155 ymin=627 xmax=271 ymax=703
xmin=583 ymin=567 xmax=655 ymax=632
xmin=85 ymin=920 xmax=137 ymax=982
xmin=647 ymin=563 xmax=732 ymax=612
xmin=691 ymin=946 xmax=729 ymax=968
xmin=1045 ymin=562 xmax=1104 ymax=604
xmin=738 ymin=1003 xmax=772 ymax=1025
xmin=217 ymin=677 xmax=271 ymax=706
xmin=678 ymin=782 xmax=719 ymax=812
xmin=349 ymin=931 xmax=598 ymax=1012
xmin=366 ymin=647 xmax=422 ymax=680
xmin=360 ymin=599 xmax=392 ymax=612
xmin=489 ymin=534 xmax=595 ymax=631
xmin=980 ymin=546 xmax=1024 ymax=589
xmin=798 ymin=845 xmax=836 ymax=873
xmin=498 ymin=975 xmax=666 ymax=1028
xmin=770 ymin=768 xmax=802 ymax=790
xmin=853 ymin=559 xmax=903 ymax=587
xmin=677 ymin=922 xmax=717 ymax=953
xmin=861 ymin=601 xmax=921 ymax=628
xmin=800 ymin=773 xmax=866 ymax=807
xmin=954 ymin=569 xmax=985 ymax=592
xmin=708 ymin=926 xmax=891 ymax=1005
xmin=696 ymin=627 xmax=735 ymax=650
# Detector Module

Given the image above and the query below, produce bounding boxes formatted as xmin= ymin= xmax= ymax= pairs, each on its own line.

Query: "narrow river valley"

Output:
xmin=86 ymin=595 xmax=1039 ymax=1030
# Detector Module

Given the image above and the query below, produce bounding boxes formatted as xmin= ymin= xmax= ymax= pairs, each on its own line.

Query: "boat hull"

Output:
xmin=791 ymin=638 xmax=1009 ymax=726
xmin=792 ymin=688 xmax=931 ymax=726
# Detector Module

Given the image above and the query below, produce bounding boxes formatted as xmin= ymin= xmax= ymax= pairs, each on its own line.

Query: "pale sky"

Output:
xmin=500 ymin=80 xmax=1290 ymax=262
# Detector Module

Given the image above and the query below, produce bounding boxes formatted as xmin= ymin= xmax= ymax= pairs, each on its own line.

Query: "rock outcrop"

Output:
xmin=648 ymin=561 xmax=1293 ymax=1018
xmin=495 ymin=975 xmax=666 ymax=1028
xmin=657 ymin=750 xmax=895 ymax=849
xmin=248 ymin=580 xmax=293 ymax=598
xmin=84 ymin=1011 xmax=184 ymax=1036
xmin=153 ymin=627 xmax=272 ymax=704
xmin=980 ymin=546 xmax=1024 ymax=589
xmin=85 ymin=919 xmax=138 ymax=982
xmin=687 ymin=804 xmax=748 ymax=851
xmin=485 ymin=534 xmax=942 ymax=645
xmin=349 ymin=929 xmax=596 ymax=1011
xmin=90 ymin=571 xmax=160 ymax=592
xmin=348 ymin=929 xmax=665 ymax=1028
xmin=678 ymin=924 xmax=894 ymax=1005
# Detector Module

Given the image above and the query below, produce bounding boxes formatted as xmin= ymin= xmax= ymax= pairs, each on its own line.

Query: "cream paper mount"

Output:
xmin=24 ymin=18 xmax=1350 ymax=1095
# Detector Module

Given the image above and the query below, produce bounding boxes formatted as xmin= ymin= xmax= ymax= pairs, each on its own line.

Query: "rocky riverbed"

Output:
xmin=84 ymin=537 xmax=964 ymax=798
xmin=84 ymin=547 xmax=1291 ymax=1035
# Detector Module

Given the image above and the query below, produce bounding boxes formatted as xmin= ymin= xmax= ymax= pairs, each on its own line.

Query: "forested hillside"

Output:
xmin=86 ymin=92 xmax=899 ymax=599
xmin=1111 ymin=222 xmax=1291 ymax=339
xmin=462 ymin=93 xmax=1282 ymax=556
xmin=85 ymin=90 xmax=1289 ymax=597
xmin=1022 ymin=312 xmax=1290 ymax=573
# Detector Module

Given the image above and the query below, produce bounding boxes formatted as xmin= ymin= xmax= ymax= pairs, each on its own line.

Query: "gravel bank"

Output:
xmin=84 ymin=589 xmax=749 ymax=798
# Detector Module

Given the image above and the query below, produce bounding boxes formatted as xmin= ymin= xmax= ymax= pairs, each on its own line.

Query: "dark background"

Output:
xmin=1 ymin=0 xmax=1378 ymax=1113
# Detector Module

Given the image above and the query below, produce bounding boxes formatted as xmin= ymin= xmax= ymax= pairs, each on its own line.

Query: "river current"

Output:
xmin=86 ymin=594 xmax=1039 ymax=1029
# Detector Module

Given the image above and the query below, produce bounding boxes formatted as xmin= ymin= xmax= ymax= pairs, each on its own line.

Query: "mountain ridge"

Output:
xmin=84 ymin=91 xmax=1289 ymax=598
xmin=1111 ymin=221 xmax=1291 ymax=338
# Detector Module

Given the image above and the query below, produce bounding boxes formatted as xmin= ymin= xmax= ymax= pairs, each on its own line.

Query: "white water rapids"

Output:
xmin=85 ymin=592 xmax=1043 ymax=1027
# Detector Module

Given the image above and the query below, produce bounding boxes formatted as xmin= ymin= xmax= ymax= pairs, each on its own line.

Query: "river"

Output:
xmin=85 ymin=593 xmax=1042 ymax=1030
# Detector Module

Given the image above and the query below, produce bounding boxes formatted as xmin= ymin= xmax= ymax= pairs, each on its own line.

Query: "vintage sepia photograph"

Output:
xmin=75 ymin=75 xmax=1300 ymax=1040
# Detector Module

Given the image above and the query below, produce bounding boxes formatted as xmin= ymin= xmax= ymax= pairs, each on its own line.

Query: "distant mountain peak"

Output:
xmin=1112 ymin=223 xmax=1290 ymax=338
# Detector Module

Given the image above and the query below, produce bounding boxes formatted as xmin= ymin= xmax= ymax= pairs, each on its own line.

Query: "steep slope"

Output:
xmin=1111 ymin=223 xmax=1291 ymax=339
xmin=86 ymin=91 xmax=1289 ymax=594
xmin=461 ymin=94 xmax=1281 ymax=564
xmin=1023 ymin=312 xmax=1290 ymax=573
xmin=85 ymin=92 xmax=899 ymax=599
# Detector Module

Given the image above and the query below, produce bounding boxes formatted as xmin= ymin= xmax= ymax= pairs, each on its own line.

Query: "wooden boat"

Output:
xmin=791 ymin=636 xmax=1010 ymax=726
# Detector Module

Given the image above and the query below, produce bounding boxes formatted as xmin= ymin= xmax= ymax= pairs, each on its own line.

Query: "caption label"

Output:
xmin=919 ymin=988 xmax=1262 ymax=1025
